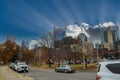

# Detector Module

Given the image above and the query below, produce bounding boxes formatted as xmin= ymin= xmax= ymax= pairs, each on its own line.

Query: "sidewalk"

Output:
xmin=0 ymin=66 xmax=34 ymax=80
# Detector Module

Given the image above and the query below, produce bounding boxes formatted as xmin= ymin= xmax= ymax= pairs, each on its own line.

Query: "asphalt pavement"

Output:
xmin=25 ymin=68 xmax=96 ymax=80
xmin=0 ymin=66 xmax=96 ymax=80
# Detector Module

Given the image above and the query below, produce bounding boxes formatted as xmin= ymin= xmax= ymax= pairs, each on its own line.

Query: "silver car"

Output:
xmin=8 ymin=62 xmax=15 ymax=69
xmin=55 ymin=65 xmax=75 ymax=73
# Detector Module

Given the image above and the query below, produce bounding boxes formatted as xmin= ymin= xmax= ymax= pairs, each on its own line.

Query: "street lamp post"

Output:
xmin=56 ymin=48 xmax=59 ymax=67
xmin=81 ymin=33 xmax=86 ymax=70
xmin=82 ymin=40 xmax=86 ymax=70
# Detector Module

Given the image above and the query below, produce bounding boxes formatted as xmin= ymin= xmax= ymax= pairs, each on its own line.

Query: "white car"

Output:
xmin=96 ymin=60 xmax=120 ymax=80
xmin=14 ymin=62 xmax=29 ymax=72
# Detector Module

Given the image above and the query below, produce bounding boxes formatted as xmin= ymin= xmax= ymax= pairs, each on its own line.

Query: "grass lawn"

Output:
xmin=70 ymin=63 xmax=97 ymax=70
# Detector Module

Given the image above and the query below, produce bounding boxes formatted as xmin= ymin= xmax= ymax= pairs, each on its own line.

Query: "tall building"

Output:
xmin=77 ymin=33 xmax=87 ymax=42
xmin=104 ymin=27 xmax=113 ymax=44
xmin=53 ymin=27 xmax=66 ymax=48
xmin=101 ymin=33 xmax=104 ymax=44
xmin=21 ymin=40 xmax=29 ymax=50
xmin=103 ymin=27 xmax=118 ymax=50
xmin=53 ymin=27 xmax=66 ymax=41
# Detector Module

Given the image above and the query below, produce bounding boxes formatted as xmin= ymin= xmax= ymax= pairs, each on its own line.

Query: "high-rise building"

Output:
xmin=77 ymin=33 xmax=87 ymax=42
xmin=104 ymin=27 xmax=113 ymax=44
xmin=21 ymin=40 xmax=29 ymax=50
xmin=54 ymin=27 xmax=66 ymax=41
xmin=53 ymin=27 xmax=66 ymax=48
xmin=101 ymin=33 xmax=104 ymax=44
xmin=103 ymin=27 xmax=118 ymax=50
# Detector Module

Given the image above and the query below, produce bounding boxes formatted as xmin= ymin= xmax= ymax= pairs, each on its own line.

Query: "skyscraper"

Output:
xmin=103 ymin=27 xmax=117 ymax=50
xmin=77 ymin=33 xmax=87 ymax=42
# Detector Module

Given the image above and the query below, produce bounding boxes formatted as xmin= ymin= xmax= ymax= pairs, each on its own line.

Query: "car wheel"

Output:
xmin=17 ymin=68 xmax=19 ymax=72
xmin=55 ymin=69 xmax=58 ymax=72
xmin=26 ymin=70 xmax=29 ymax=72
xmin=64 ymin=70 xmax=67 ymax=73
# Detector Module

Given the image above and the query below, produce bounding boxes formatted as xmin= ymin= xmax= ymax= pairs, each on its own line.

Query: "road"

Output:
xmin=25 ymin=68 xmax=96 ymax=80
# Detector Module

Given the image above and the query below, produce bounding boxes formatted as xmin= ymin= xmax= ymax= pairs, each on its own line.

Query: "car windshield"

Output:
xmin=18 ymin=63 xmax=26 ymax=65
xmin=62 ymin=65 xmax=66 ymax=67
xmin=106 ymin=63 xmax=120 ymax=74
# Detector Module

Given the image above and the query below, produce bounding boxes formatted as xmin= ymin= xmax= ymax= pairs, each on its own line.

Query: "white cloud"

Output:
xmin=81 ymin=23 xmax=89 ymax=30
xmin=66 ymin=24 xmax=90 ymax=38
xmin=93 ymin=21 xmax=115 ymax=29
xmin=29 ymin=40 xmax=39 ymax=49
xmin=81 ymin=23 xmax=89 ymax=27
xmin=102 ymin=22 xmax=115 ymax=28
xmin=93 ymin=25 xmax=99 ymax=28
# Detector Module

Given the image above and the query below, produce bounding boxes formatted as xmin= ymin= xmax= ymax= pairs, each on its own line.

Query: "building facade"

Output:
xmin=103 ymin=27 xmax=117 ymax=50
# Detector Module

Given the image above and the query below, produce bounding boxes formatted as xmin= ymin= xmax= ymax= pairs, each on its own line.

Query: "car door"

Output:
xmin=99 ymin=63 xmax=120 ymax=80
xmin=61 ymin=66 xmax=65 ymax=72
xmin=106 ymin=63 xmax=120 ymax=80
xmin=57 ymin=66 xmax=63 ymax=72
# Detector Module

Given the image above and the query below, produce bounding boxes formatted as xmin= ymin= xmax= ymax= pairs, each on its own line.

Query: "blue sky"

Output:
xmin=0 ymin=0 xmax=120 ymax=44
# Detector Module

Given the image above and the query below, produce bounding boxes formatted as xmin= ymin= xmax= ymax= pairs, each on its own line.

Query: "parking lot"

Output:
xmin=0 ymin=65 xmax=96 ymax=80
xmin=26 ymin=68 xmax=96 ymax=80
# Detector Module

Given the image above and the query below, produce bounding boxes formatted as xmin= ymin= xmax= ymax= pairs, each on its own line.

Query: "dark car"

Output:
xmin=55 ymin=65 xmax=75 ymax=73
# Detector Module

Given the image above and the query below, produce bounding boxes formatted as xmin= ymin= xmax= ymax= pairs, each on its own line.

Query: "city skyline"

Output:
xmin=0 ymin=0 xmax=120 ymax=44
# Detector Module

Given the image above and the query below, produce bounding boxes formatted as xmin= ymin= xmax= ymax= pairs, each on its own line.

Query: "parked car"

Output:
xmin=66 ymin=61 xmax=75 ymax=64
xmin=8 ymin=62 xmax=15 ymax=69
xmin=55 ymin=65 xmax=75 ymax=73
xmin=96 ymin=60 xmax=120 ymax=80
xmin=14 ymin=62 xmax=29 ymax=72
xmin=75 ymin=60 xmax=81 ymax=64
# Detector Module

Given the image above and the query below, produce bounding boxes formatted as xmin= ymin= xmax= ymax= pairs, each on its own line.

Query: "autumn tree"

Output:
xmin=0 ymin=46 xmax=4 ymax=62
xmin=39 ymin=32 xmax=54 ymax=67
xmin=0 ymin=40 xmax=20 ymax=63
xmin=22 ymin=49 xmax=34 ymax=64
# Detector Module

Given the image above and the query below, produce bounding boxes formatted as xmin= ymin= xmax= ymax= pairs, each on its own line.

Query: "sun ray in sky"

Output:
xmin=0 ymin=0 xmax=120 ymax=43
xmin=2 ymin=0 xmax=54 ymax=32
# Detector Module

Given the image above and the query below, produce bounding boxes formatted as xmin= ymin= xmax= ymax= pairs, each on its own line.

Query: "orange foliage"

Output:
xmin=0 ymin=40 xmax=20 ymax=63
xmin=22 ymin=49 xmax=34 ymax=63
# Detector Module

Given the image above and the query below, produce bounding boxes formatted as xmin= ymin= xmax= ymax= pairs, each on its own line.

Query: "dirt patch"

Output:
xmin=0 ymin=66 xmax=34 ymax=80
xmin=0 ymin=71 xmax=6 ymax=80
